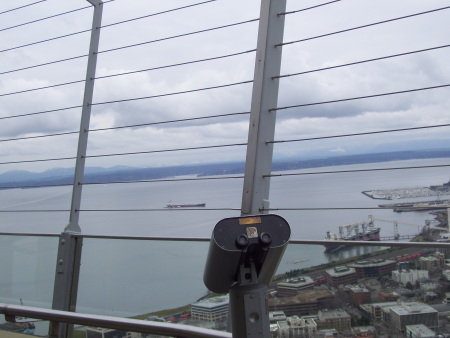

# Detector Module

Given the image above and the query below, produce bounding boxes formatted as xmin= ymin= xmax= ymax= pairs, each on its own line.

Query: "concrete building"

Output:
xmin=190 ymin=295 xmax=229 ymax=322
xmin=431 ymin=303 xmax=450 ymax=325
xmin=351 ymin=326 xmax=376 ymax=337
xmin=348 ymin=259 xmax=396 ymax=278
xmin=272 ymin=316 xmax=317 ymax=338
xmin=86 ymin=328 xmax=127 ymax=338
xmin=348 ymin=286 xmax=371 ymax=306
xmin=422 ymin=291 xmax=438 ymax=303
xmin=316 ymin=329 xmax=339 ymax=337
xmin=367 ymin=302 xmax=398 ymax=322
xmin=443 ymin=269 xmax=450 ymax=281
xmin=324 ymin=266 xmax=357 ymax=287
xmin=388 ymin=302 xmax=438 ymax=333
xmin=419 ymin=279 xmax=438 ymax=292
xmin=269 ymin=287 xmax=334 ymax=316
xmin=316 ymin=309 xmax=351 ymax=333
xmin=419 ymin=256 xmax=442 ymax=271
xmin=405 ymin=324 xmax=436 ymax=338
xmin=391 ymin=269 xmax=428 ymax=286
xmin=272 ymin=320 xmax=290 ymax=338
xmin=443 ymin=292 xmax=450 ymax=303
xmin=269 ymin=311 xmax=287 ymax=324
xmin=277 ymin=276 xmax=314 ymax=297
xmin=378 ymin=291 xmax=400 ymax=302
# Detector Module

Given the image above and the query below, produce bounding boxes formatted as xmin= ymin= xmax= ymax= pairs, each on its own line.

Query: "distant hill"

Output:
xmin=0 ymin=148 xmax=449 ymax=189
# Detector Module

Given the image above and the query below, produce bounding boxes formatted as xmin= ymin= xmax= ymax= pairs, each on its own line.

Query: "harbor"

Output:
xmin=362 ymin=179 xmax=450 ymax=200
xmin=379 ymin=200 xmax=450 ymax=212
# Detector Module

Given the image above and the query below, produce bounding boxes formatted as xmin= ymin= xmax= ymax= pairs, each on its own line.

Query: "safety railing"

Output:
xmin=0 ymin=303 xmax=231 ymax=338
xmin=1 ymin=0 xmax=449 ymax=337
xmin=1 ymin=233 xmax=449 ymax=336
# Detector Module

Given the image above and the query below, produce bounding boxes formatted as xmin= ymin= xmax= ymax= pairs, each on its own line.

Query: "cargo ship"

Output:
xmin=324 ymin=215 xmax=380 ymax=253
xmin=166 ymin=202 xmax=206 ymax=208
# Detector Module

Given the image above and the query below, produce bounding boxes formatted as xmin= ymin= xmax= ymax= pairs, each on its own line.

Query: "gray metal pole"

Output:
xmin=66 ymin=0 xmax=103 ymax=232
xmin=241 ymin=0 xmax=287 ymax=216
xmin=49 ymin=1 xmax=103 ymax=337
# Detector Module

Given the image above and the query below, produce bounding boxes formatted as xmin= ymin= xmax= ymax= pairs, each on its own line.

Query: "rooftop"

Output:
xmin=406 ymin=324 xmax=435 ymax=337
xmin=191 ymin=295 xmax=229 ymax=309
xmin=269 ymin=288 xmax=334 ymax=306
xmin=318 ymin=309 xmax=350 ymax=319
xmin=390 ymin=302 xmax=437 ymax=316
xmin=347 ymin=286 xmax=369 ymax=293
xmin=278 ymin=276 xmax=314 ymax=287
xmin=326 ymin=266 xmax=356 ymax=277
xmin=349 ymin=259 xmax=396 ymax=267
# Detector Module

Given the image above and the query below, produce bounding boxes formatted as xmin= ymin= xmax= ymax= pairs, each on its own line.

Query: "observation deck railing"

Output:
xmin=0 ymin=0 xmax=449 ymax=336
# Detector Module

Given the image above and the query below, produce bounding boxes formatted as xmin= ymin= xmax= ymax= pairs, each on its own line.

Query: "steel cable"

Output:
xmin=0 ymin=19 xmax=257 ymax=76
xmin=275 ymin=44 xmax=450 ymax=79
xmin=0 ymin=0 xmax=48 ymax=15
xmin=0 ymin=0 xmax=218 ymax=54
xmin=271 ymin=84 xmax=450 ymax=112
xmin=278 ymin=6 xmax=450 ymax=47
xmin=0 ymin=111 xmax=251 ymax=143
xmin=279 ymin=0 xmax=342 ymax=16
xmin=0 ymin=49 xmax=256 ymax=97
xmin=269 ymin=124 xmax=450 ymax=145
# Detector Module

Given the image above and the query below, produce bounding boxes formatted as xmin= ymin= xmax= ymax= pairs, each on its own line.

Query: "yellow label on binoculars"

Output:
xmin=239 ymin=217 xmax=262 ymax=225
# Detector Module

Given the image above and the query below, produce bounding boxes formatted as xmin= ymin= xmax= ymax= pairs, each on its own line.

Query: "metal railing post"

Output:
xmin=241 ymin=0 xmax=287 ymax=216
xmin=49 ymin=1 xmax=103 ymax=337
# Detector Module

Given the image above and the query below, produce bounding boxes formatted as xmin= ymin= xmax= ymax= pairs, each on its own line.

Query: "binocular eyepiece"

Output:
xmin=203 ymin=214 xmax=291 ymax=294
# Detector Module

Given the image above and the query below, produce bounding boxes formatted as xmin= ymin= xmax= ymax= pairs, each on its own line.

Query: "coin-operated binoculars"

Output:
xmin=204 ymin=214 xmax=290 ymax=338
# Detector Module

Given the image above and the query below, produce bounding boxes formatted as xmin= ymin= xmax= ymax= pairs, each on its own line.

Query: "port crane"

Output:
xmin=373 ymin=217 xmax=429 ymax=240
xmin=338 ymin=215 xmax=376 ymax=239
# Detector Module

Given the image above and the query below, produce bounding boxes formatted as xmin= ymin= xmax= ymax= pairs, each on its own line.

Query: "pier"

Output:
xmin=379 ymin=235 xmax=417 ymax=241
xmin=379 ymin=200 xmax=450 ymax=212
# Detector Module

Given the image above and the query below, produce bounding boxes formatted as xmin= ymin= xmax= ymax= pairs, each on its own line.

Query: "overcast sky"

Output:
xmin=0 ymin=0 xmax=449 ymax=174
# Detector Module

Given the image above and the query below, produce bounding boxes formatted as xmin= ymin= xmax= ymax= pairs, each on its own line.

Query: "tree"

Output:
xmin=405 ymin=281 xmax=414 ymax=290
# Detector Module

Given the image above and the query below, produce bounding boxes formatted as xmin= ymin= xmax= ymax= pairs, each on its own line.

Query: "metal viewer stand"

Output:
xmin=204 ymin=215 xmax=290 ymax=338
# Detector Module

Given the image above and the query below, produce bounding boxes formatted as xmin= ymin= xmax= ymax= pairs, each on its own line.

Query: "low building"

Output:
xmin=274 ymin=320 xmax=290 ymax=338
xmin=378 ymin=291 xmax=400 ymax=302
xmin=422 ymin=291 xmax=438 ymax=303
xmin=368 ymin=302 xmax=399 ymax=321
xmin=351 ymin=326 xmax=376 ymax=337
xmin=86 ymin=328 xmax=127 ymax=338
xmin=277 ymin=276 xmax=315 ymax=297
xmin=325 ymin=266 xmax=356 ymax=287
xmin=348 ymin=259 xmax=396 ymax=278
xmin=405 ymin=324 xmax=436 ymax=338
xmin=286 ymin=315 xmax=318 ymax=337
xmin=316 ymin=328 xmax=339 ymax=337
xmin=191 ymin=295 xmax=229 ymax=322
xmin=388 ymin=302 xmax=438 ymax=333
xmin=348 ymin=286 xmax=371 ymax=306
xmin=443 ymin=269 xmax=450 ymax=281
xmin=269 ymin=311 xmax=287 ymax=324
xmin=391 ymin=269 xmax=428 ymax=286
xmin=443 ymin=292 xmax=450 ymax=303
xmin=419 ymin=279 xmax=438 ymax=292
xmin=418 ymin=255 xmax=442 ymax=271
xmin=269 ymin=287 xmax=334 ymax=316
xmin=316 ymin=309 xmax=351 ymax=333
xmin=430 ymin=303 xmax=450 ymax=318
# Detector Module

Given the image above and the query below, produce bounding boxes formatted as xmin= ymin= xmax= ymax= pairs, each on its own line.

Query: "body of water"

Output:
xmin=0 ymin=158 xmax=448 ymax=333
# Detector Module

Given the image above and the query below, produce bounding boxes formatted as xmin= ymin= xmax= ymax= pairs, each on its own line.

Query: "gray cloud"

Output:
xmin=0 ymin=0 xmax=449 ymax=173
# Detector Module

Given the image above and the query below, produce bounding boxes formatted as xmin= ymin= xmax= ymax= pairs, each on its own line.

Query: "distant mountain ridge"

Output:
xmin=0 ymin=149 xmax=449 ymax=189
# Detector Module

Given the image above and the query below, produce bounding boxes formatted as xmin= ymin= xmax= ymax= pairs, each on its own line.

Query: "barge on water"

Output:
xmin=166 ymin=202 xmax=206 ymax=208
xmin=324 ymin=215 xmax=380 ymax=253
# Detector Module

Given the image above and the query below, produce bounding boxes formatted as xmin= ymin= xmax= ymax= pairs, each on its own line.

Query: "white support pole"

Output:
xmin=241 ymin=0 xmax=287 ymax=216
